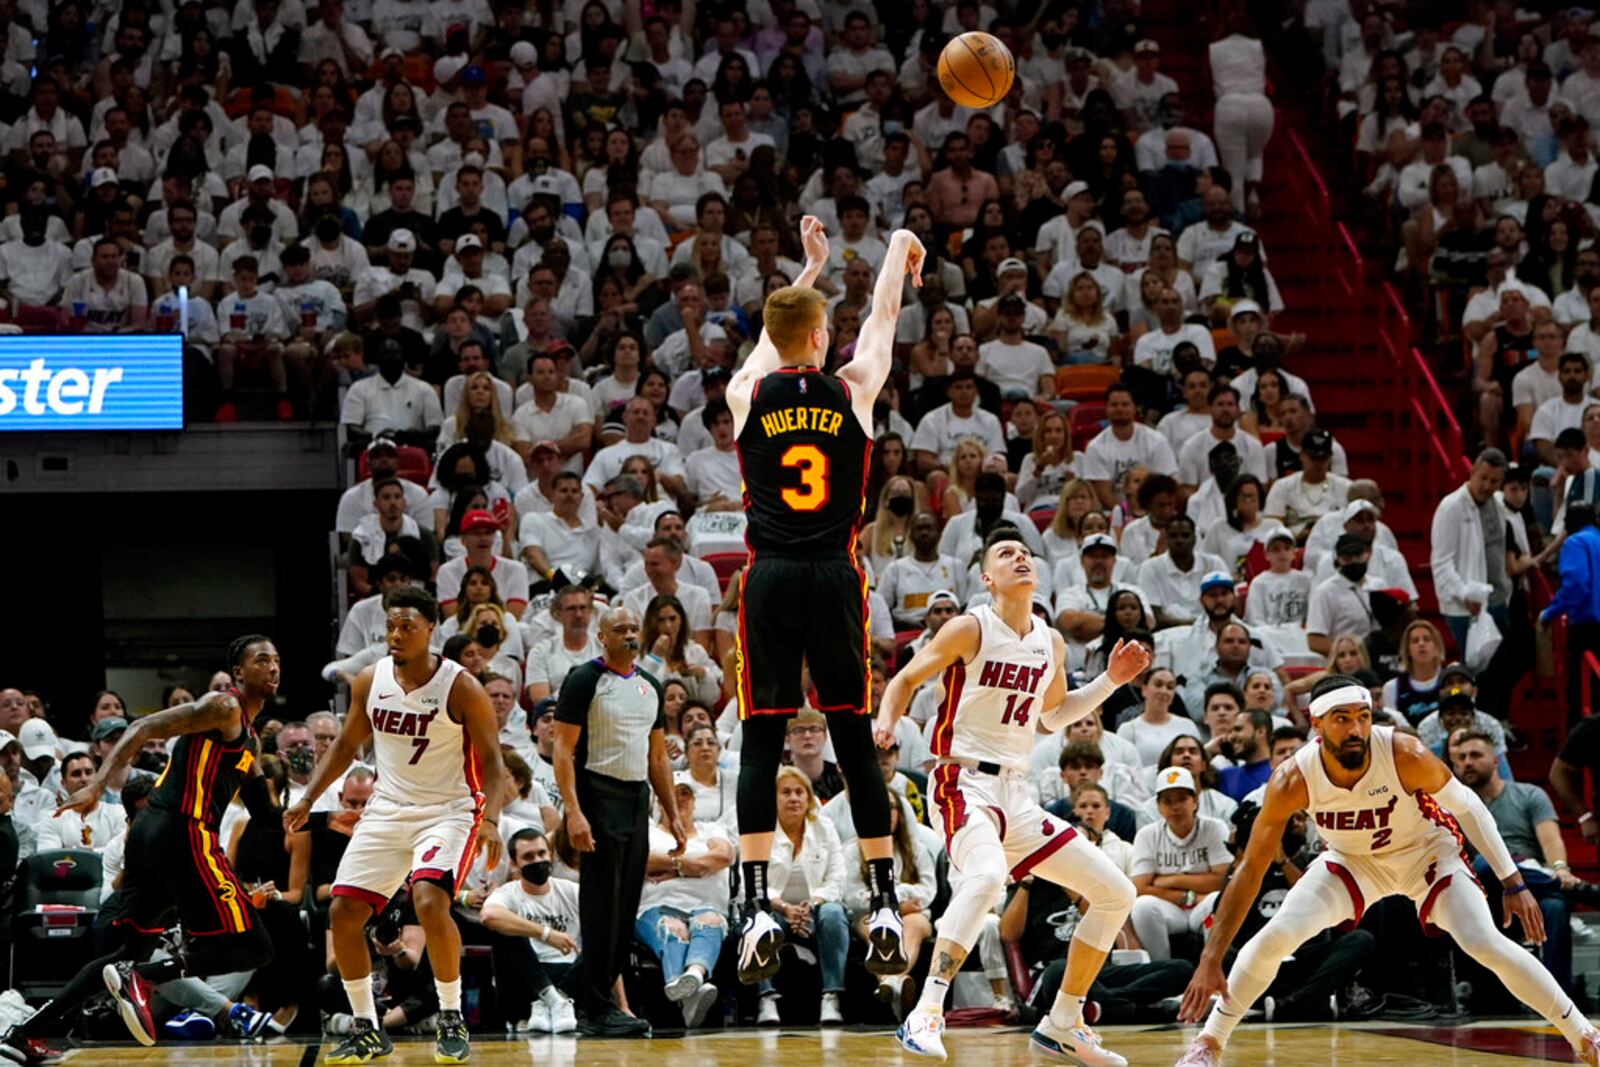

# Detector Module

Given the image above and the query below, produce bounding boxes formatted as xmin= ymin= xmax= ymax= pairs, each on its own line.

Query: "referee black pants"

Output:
xmin=575 ymin=771 xmax=650 ymax=1015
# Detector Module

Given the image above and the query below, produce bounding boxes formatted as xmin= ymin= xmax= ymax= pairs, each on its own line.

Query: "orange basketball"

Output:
xmin=937 ymin=32 xmax=1015 ymax=109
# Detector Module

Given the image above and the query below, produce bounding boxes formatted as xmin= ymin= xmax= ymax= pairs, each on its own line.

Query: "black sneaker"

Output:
xmin=325 ymin=1018 xmax=394 ymax=1064
xmin=578 ymin=1006 xmax=651 ymax=1037
xmin=737 ymin=906 xmax=785 ymax=984
xmin=434 ymin=1009 xmax=469 ymax=1064
xmin=0 ymin=1030 xmax=64 ymax=1066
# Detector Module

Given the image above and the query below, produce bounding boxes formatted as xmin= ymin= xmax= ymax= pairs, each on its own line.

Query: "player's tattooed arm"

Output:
xmin=57 ymin=691 xmax=240 ymax=817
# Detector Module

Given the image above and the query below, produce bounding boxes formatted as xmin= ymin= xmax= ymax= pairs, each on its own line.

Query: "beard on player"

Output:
xmin=1325 ymin=730 xmax=1369 ymax=770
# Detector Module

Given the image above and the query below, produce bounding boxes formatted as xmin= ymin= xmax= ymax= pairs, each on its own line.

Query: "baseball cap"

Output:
xmin=455 ymin=233 xmax=483 ymax=252
xmin=1441 ymin=661 xmax=1475 ymax=685
xmin=533 ymin=697 xmax=558 ymax=719
xmin=1199 ymin=570 xmax=1234 ymax=595
xmin=434 ymin=54 xmax=468 ymax=84
xmin=460 ymin=64 xmax=487 ymax=85
xmin=1302 ymin=428 xmax=1334 ymax=459
xmin=459 ymin=508 xmax=498 ymax=534
xmin=1335 ymin=532 xmax=1369 ymax=558
xmin=1439 ymin=685 xmax=1475 ymax=709
xmin=997 ymin=257 xmax=1028 ymax=276
xmin=1262 ymin=524 xmax=1296 ymax=546
xmin=380 ymin=45 xmax=404 ymax=60
xmin=365 ymin=435 xmax=399 ymax=454
xmin=1229 ymin=299 xmax=1262 ymax=321
xmin=388 ymin=228 xmax=417 ymax=253
xmin=530 ymin=174 xmax=562 ymax=196
xmin=545 ymin=338 xmax=577 ymax=358
xmin=1063 ymin=180 xmax=1092 ymax=200
xmin=1154 ymin=766 xmax=1196 ymax=795
xmin=1341 ymin=499 xmax=1378 ymax=523
xmin=1082 ymin=533 xmax=1118 ymax=553
xmin=997 ymin=292 xmax=1026 ymax=313
xmin=927 ymin=589 xmax=961 ymax=610
xmin=1134 ymin=38 xmax=1160 ymax=54
xmin=92 ymin=717 xmax=129 ymax=742
xmin=701 ymin=365 xmax=730 ymax=383
xmin=90 ymin=167 xmax=118 ymax=188
xmin=247 ymin=164 xmax=275 ymax=183
xmin=0 ymin=731 xmax=17 ymax=753
xmin=18 ymin=719 xmax=58 ymax=761
xmin=510 ymin=41 xmax=538 ymax=66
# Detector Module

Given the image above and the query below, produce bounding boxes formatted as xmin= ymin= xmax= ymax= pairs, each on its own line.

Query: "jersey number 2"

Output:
xmin=1001 ymin=694 xmax=1033 ymax=727
xmin=780 ymin=445 xmax=830 ymax=512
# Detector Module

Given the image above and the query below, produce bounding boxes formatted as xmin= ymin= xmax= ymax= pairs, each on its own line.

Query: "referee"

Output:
xmin=553 ymin=606 xmax=686 ymax=1037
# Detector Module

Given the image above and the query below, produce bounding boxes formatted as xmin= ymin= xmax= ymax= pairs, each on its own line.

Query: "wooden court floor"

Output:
xmin=55 ymin=1020 xmax=1586 ymax=1065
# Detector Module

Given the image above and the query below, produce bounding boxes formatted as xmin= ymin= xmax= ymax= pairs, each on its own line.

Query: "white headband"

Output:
xmin=1309 ymin=685 xmax=1373 ymax=719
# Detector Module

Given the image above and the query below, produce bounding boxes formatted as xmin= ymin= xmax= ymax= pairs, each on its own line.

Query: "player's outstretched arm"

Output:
xmin=840 ymin=229 xmax=925 ymax=410
xmin=728 ymin=215 xmax=830 ymax=408
xmin=1039 ymin=638 xmax=1150 ymax=732
xmin=1394 ymin=732 xmax=1542 ymax=940
xmin=56 ymin=689 xmax=241 ymax=815
xmin=284 ymin=667 xmax=376 ymax=830
xmin=1177 ymin=761 xmax=1311 ymax=1022
xmin=873 ymin=614 xmax=980 ymax=748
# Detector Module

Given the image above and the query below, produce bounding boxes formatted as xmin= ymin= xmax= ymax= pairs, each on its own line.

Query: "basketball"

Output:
xmin=937 ymin=32 xmax=1015 ymax=109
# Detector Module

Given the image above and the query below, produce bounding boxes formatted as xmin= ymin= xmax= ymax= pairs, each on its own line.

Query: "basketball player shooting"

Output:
xmin=728 ymin=216 xmax=924 ymax=985
xmin=874 ymin=527 xmax=1149 ymax=1065
xmin=1173 ymin=675 xmax=1600 ymax=1066
xmin=284 ymin=586 xmax=506 ymax=1066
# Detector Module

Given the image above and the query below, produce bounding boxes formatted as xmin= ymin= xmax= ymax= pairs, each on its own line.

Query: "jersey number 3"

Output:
xmin=780 ymin=444 xmax=830 ymax=512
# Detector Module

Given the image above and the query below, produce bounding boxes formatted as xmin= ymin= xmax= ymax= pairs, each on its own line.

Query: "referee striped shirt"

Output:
xmin=554 ymin=658 xmax=665 ymax=783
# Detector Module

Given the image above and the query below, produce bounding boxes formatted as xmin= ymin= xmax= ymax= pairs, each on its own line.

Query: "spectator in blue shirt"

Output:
xmin=1217 ymin=708 xmax=1272 ymax=801
xmin=1541 ymin=501 xmax=1600 ymax=724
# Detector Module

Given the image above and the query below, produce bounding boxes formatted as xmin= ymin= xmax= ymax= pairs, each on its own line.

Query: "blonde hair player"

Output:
xmin=726 ymin=217 xmax=927 ymax=993
xmin=1174 ymin=674 xmax=1600 ymax=1066
xmin=875 ymin=524 xmax=1150 ymax=1063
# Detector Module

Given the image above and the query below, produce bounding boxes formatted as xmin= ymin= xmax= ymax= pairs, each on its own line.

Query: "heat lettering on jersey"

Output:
xmin=1313 ymin=794 xmax=1398 ymax=833
xmin=758 ymin=406 xmax=846 ymax=438
xmin=370 ymin=707 xmax=440 ymax=738
xmin=975 ymin=660 xmax=1047 ymax=694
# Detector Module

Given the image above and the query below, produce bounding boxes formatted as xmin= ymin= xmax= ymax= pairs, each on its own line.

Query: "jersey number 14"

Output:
xmin=1001 ymin=694 xmax=1033 ymax=727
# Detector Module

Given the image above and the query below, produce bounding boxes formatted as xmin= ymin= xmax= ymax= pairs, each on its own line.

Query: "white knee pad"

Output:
xmin=938 ymin=843 xmax=1008 ymax=951
xmin=1072 ymin=870 xmax=1135 ymax=954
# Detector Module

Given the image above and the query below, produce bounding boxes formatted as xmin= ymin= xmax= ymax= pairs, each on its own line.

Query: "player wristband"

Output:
xmin=1583 ymin=813 xmax=1595 ymax=825
xmin=1504 ymin=882 xmax=1530 ymax=896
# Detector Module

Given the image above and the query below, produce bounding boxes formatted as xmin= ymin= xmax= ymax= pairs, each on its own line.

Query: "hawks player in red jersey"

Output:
xmin=728 ymin=217 xmax=925 ymax=986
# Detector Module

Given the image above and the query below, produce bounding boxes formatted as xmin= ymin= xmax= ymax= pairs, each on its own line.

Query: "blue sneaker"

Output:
xmin=226 ymin=1002 xmax=271 ymax=1041
xmin=162 ymin=1010 xmax=216 ymax=1041
xmin=896 ymin=1008 xmax=947 ymax=1060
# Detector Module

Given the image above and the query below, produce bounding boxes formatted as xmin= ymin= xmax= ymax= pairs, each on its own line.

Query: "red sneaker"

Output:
xmin=102 ymin=962 xmax=156 ymax=1047
xmin=276 ymin=398 xmax=295 ymax=421
xmin=214 ymin=401 xmax=238 ymax=423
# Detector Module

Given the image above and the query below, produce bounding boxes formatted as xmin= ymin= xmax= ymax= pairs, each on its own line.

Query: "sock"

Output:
xmin=343 ymin=976 xmax=378 ymax=1027
xmin=1200 ymin=1000 xmax=1244 ymax=1048
xmin=915 ymin=976 xmax=949 ymax=1015
xmin=539 ymin=985 xmax=565 ymax=1008
xmin=1049 ymin=991 xmax=1085 ymax=1031
xmin=436 ymin=978 xmax=462 ymax=1012
xmin=868 ymin=857 xmax=900 ymax=907
xmin=741 ymin=861 xmax=769 ymax=908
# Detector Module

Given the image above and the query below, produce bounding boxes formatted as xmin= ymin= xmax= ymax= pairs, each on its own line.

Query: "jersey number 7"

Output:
xmin=780 ymin=444 xmax=830 ymax=512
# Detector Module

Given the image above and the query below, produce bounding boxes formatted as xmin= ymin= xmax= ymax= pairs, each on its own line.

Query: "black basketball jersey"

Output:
xmin=736 ymin=367 xmax=871 ymax=556
xmin=148 ymin=688 xmax=259 ymax=830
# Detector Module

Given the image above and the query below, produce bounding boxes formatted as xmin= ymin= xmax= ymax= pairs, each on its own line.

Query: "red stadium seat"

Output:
xmin=1070 ymin=402 xmax=1107 ymax=442
xmin=14 ymin=305 xmax=63 ymax=332
xmin=357 ymin=445 xmax=433 ymax=486
xmin=704 ymin=552 xmax=748 ymax=594
xmin=1030 ymin=509 xmax=1055 ymax=532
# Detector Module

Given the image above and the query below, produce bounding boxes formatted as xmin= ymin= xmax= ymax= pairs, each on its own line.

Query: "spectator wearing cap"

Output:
xmin=1081 ymin=383 xmax=1181 ymax=509
xmin=1543 ymin=499 xmax=1600 ymax=724
xmin=13 ymin=718 xmax=62 ymax=827
xmin=1303 ymin=479 xmax=1391 ymax=572
xmin=1309 ymin=500 xmax=1418 ymax=600
xmin=1114 ymin=38 xmax=1180 ymax=132
xmin=1032 ymin=180 xmax=1102 ymax=279
xmin=976 ymin=294 xmax=1055 ymax=401
xmin=361 ymin=171 xmax=440 ymax=274
xmin=1263 ymin=428 xmax=1350 ymax=538
xmin=218 ymin=164 xmax=298 ymax=247
xmin=1244 ymin=525 xmax=1312 ymax=627
xmin=1198 ymin=232 xmax=1282 ymax=323
xmin=1137 ymin=514 xmax=1229 ymax=628
xmin=353 ymin=229 xmax=438 ymax=332
xmin=1170 ymin=570 xmax=1286 ymax=685
xmin=671 ymin=361 xmax=732 ymax=454
xmin=1053 ymin=533 xmax=1141 ymax=641
xmin=1269 ymin=392 xmax=1349 ymax=479
xmin=435 ymin=234 xmax=512 ymax=320
xmin=977 ymin=257 xmax=1050 ymax=335
xmin=1422 ymin=680 xmax=1511 ymax=764
xmin=438 ymin=508 xmax=532 ymax=619
xmin=1128 ymin=765 xmax=1231 ymax=960
xmin=1431 ymin=448 xmax=1512 ymax=658
xmin=512 ymin=351 xmax=593 ymax=475
xmin=910 ymin=368 xmax=1006 ymax=474
xmin=1305 ymin=533 xmax=1383 ymax=655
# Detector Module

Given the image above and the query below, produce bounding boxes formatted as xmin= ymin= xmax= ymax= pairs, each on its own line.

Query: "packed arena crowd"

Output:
xmin=8 ymin=0 xmax=1600 ymax=1057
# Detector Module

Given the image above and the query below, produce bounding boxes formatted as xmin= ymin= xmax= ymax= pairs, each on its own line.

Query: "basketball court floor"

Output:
xmin=58 ymin=1020 xmax=1585 ymax=1065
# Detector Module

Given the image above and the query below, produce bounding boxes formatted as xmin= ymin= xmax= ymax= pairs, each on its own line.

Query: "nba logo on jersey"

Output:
xmin=798 ymin=377 xmax=807 ymax=394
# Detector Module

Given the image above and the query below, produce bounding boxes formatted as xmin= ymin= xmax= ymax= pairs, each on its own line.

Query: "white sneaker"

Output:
xmin=896 ymin=1008 xmax=947 ymax=1060
xmin=864 ymin=906 xmax=907 ymax=976
xmin=991 ymin=994 xmax=1016 ymax=1015
xmin=546 ymin=994 xmax=577 ymax=1034
xmin=526 ymin=1001 xmax=552 ymax=1034
xmin=663 ymin=970 xmax=702 ymax=1002
xmin=1174 ymin=1036 xmax=1224 ymax=1067
xmin=1030 ymin=1016 xmax=1127 ymax=1067
xmin=819 ymin=992 xmax=843 ymax=1025
xmin=682 ymin=982 xmax=719 ymax=1029
xmin=757 ymin=994 xmax=781 ymax=1027
xmin=738 ymin=909 xmax=786 ymax=984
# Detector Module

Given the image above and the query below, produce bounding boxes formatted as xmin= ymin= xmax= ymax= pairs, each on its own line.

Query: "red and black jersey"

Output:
xmin=736 ymin=368 xmax=870 ymax=557
xmin=147 ymin=688 xmax=259 ymax=830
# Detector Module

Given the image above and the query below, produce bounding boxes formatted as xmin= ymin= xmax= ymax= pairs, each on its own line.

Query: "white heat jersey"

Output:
xmin=1295 ymin=725 xmax=1461 ymax=860
xmin=927 ymin=604 xmax=1058 ymax=772
xmin=365 ymin=656 xmax=480 ymax=810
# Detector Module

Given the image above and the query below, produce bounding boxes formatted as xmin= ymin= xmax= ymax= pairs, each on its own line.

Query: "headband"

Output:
xmin=1309 ymin=685 xmax=1373 ymax=719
